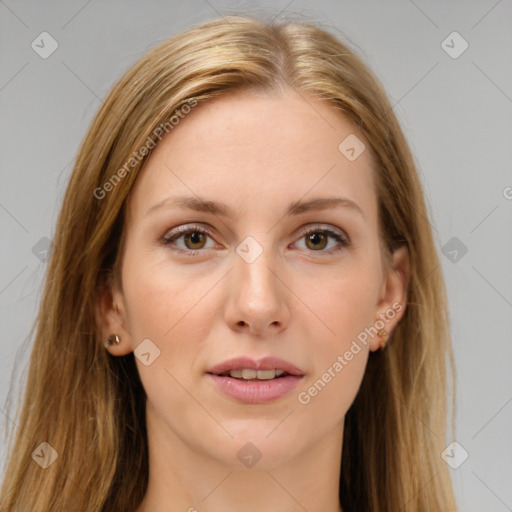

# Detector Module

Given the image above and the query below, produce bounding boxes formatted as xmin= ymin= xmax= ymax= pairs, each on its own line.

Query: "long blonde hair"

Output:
xmin=0 ymin=15 xmax=457 ymax=511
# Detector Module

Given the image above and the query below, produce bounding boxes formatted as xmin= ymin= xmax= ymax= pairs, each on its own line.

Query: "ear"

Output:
xmin=369 ymin=244 xmax=410 ymax=352
xmin=95 ymin=273 xmax=133 ymax=356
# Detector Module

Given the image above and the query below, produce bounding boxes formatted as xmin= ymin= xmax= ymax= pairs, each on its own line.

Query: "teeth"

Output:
xmin=242 ymin=369 xmax=257 ymax=379
xmin=227 ymin=369 xmax=286 ymax=380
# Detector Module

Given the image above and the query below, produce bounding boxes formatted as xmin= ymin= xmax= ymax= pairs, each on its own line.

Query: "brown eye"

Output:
xmin=305 ymin=232 xmax=328 ymax=251
xmin=294 ymin=226 xmax=350 ymax=254
xmin=161 ymin=225 xmax=215 ymax=254
xmin=183 ymin=231 xmax=207 ymax=250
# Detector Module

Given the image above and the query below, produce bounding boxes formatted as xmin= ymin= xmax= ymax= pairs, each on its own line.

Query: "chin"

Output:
xmin=208 ymin=425 xmax=304 ymax=470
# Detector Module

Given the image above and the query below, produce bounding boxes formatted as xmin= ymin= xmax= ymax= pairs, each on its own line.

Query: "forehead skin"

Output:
xmin=126 ymin=87 xmax=378 ymax=247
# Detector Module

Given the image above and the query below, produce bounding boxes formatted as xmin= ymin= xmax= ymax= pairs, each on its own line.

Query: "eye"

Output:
xmin=159 ymin=223 xmax=351 ymax=257
xmin=160 ymin=224 xmax=217 ymax=255
xmin=293 ymin=225 xmax=350 ymax=254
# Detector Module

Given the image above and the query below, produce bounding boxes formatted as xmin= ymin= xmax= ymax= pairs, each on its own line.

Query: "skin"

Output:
xmin=97 ymin=87 xmax=409 ymax=512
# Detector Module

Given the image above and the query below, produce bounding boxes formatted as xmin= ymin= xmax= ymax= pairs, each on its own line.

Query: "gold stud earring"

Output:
xmin=378 ymin=329 xmax=389 ymax=350
xmin=105 ymin=334 xmax=121 ymax=347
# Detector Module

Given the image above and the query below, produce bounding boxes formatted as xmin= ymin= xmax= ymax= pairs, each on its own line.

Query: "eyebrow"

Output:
xmin=145 ymin=195 xmax=365 ymax=219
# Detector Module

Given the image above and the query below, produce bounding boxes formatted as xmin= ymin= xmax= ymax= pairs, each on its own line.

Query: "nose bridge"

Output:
xmin=226 ymin=236 xmax=289 ymax=334
xmin=235 ymin=240 xmax=279 ymax=308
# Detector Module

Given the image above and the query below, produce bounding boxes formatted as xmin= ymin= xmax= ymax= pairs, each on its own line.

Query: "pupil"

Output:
xmin=187 ymin=232 xmax=205 ymax=249
xmin=308 ymin=232 xmax=327 ymax=250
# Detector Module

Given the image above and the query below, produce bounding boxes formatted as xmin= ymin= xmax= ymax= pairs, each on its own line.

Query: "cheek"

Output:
xmin=292 ymin=278 xmax=375 ymax=426
xmin=293 ymin=256 xmax=381 ymax=347
xmin=121 ymin=249 xmax=216 ymax=349
xmin=296 ymin=344 xmax=368 ymax=420
xmin=120 ymin=256 xmax=217 ymax=418
xmin=290 ymin=257 xmax=380 ymax=411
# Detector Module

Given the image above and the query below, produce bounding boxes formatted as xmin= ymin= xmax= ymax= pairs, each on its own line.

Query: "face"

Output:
xmin=99 ymin=87 xmax=409 ymax=469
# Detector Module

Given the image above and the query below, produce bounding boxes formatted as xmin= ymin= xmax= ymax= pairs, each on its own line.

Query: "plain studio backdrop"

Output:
xmin=1 ymin=1 xmax=511 ymax=510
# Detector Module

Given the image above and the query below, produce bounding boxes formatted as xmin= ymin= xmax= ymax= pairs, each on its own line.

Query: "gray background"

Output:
xmin=1 ymin=1 xmax=511 ymax=510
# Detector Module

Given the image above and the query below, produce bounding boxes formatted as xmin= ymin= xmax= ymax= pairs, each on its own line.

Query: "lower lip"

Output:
xmin=207 ymin=374 xmax=304 ymax=404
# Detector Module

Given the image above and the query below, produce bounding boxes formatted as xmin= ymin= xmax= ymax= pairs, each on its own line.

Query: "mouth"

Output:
xmin=212 ymin=368 xmax=291 ymax=380
xmin=206 ymin=356 xmax=305 ymax=404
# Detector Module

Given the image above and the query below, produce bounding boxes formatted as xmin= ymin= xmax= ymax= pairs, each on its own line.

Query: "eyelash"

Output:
xmin=159 ymin=224 xmax=351 ymax=257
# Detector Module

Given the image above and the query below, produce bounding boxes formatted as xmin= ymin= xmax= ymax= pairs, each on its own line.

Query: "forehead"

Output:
xmin=127 ymin=88 xmax=377 ymax=226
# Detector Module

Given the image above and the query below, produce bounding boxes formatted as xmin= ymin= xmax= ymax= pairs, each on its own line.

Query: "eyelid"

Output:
xmin=160 ymin=224 xmax=218 ymax=249
xmin=295 ymin=223 xmax=350 ymax=244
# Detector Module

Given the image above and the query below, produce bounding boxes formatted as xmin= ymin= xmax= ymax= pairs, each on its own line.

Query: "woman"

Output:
xmin=0 ymin=14 xmax=458 ymax=512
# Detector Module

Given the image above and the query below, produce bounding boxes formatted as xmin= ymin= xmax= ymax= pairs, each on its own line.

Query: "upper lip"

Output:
xmin=206 ymin=356 xmax=305 ymax=376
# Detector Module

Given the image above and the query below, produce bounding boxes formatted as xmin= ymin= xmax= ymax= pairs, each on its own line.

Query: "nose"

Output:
xmin=224 ymin=247 xmax=290 ymax=337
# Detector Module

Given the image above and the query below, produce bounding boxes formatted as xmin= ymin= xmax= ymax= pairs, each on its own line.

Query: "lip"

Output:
xmin=206 ymin=356 xmax=305 ymax=377
xmin=206 ymin=356 xmax=305 ymax=404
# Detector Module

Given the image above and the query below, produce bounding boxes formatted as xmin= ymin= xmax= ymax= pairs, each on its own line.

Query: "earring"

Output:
xmin=378 ymin=329 xmax=389 ymax=350
xmin=105 ymin=334 xmax=121 ymax=347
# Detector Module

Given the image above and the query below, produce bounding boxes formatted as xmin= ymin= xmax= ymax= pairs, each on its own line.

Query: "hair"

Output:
xmin=0 ymin=14 xmax=457 ymax=512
